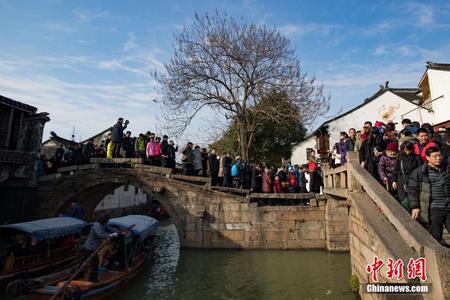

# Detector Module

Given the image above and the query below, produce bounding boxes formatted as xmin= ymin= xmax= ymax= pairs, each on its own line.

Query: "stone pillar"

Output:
xmin=325 ymin=195 xmax=350 ymax=251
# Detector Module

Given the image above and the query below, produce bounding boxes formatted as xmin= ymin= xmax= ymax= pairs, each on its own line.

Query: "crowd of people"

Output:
xmin=189 ymin=150 xmax=323 ymax=197
xmin=327 ymin=118 xmax=449 ymax=245
xmin=38 ymin=117 xmax=449 ymax=244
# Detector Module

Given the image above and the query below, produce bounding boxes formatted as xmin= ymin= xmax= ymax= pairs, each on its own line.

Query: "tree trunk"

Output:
xmin=237 ymin=117 xmax=249 ymax=161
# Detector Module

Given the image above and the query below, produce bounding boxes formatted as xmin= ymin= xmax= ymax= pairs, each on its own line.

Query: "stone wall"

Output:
xmin=196 ymin=198 xmax=328 ymax=249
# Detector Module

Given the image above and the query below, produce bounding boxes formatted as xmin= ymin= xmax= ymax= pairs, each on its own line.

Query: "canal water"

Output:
xmin=115 ymin=221 xmax=358 ymax=300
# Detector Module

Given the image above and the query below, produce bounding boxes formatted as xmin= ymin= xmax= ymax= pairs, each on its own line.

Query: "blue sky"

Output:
xmin=1 ymin=0 xmax=449 ymax=144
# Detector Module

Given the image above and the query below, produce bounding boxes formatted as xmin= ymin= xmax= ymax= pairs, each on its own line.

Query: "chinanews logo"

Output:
xmin=363 ymin=256 xmax=431 ymax=294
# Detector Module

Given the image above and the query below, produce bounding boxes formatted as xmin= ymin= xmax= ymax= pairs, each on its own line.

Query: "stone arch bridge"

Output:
xmin=36 ymin=166 xmax=322 ymax=249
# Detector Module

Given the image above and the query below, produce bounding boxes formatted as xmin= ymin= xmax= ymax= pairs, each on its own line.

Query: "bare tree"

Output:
xmin=156 ymin=12 xmax=329 ymax=161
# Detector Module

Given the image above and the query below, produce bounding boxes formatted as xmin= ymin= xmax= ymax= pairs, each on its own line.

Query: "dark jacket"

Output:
xmin=251 ymin=166 xmax=262 ymax=193
xmin=167 ymin=144 xmax=177 ymax=160
xmin=112 ymin=122 xmax=127 ymax=143
xmin=223 ymin=156 xmax=232 ymax=175
xmin=209 ymin=153 xmax=219 ymax=173
xmin=359 ymin=136 xmax=385 ymax=178
xmin=181 ymin=147 xmax=193 ymax=165
xmin=408 ymin=163 xmax=449 ymax=224
xmin=160 ymin=140 xmax=169 ymax=156
xmin=393 ymin=153 xmax=420 ymax=201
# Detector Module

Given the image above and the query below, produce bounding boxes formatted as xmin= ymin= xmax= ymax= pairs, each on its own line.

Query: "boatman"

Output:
xmin=82 ymin=214 xmax=118 ymax=282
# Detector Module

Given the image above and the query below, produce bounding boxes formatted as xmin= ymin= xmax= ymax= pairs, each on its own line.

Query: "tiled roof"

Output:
xmin=426 ymin=61 xmax=450 ymax=71
xmin=0 ymin=94 xmax=37 ymax=113
xmin=389 ymin=88 xmax=421 ymax=103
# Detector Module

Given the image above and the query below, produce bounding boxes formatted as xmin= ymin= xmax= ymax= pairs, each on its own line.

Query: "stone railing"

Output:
xmin=323 ymin=151 xmax=450 ymax=300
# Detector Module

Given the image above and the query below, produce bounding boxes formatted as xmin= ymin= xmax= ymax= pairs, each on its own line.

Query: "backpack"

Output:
xmin=231 ymin=164 xmax=238 ymax=177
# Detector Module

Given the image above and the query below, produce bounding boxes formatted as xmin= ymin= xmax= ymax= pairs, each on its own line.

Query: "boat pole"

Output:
xmin=50 ymin=225 xmax=135 ymax=300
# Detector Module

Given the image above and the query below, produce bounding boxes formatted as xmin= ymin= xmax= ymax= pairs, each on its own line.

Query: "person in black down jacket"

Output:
xmin=392 ymin=141 xmax=420 ymax=205
xmin=111 ymin=118 xmax=128 ymax=158
xmin=408 ymin=146 xmax=449 ymax=244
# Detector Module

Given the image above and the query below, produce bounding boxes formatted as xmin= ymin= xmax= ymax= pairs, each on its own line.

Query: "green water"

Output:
xmin=115 ymin=222 xmax=358 ymax=300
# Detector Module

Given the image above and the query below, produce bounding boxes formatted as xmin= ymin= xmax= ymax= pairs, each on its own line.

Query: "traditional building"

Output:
xmin=291 ymin=61 xmax=449 ymax=164
xmin=0 ymin=95 xmax=49 ymax=223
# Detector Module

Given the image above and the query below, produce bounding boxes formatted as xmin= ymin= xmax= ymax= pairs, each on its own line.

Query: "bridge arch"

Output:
xmin=35 ymin=169 xmax=203 ymax=243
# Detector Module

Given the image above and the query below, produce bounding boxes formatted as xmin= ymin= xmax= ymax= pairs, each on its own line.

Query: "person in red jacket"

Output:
xmin=414 ymin=128 xmax=436 ymax=164
xmin=273 ymin=175 xmax=282 ymax=193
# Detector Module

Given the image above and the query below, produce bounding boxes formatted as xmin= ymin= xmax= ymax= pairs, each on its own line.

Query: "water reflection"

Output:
xmin=116 ymin=221 xmax=358 ymax=300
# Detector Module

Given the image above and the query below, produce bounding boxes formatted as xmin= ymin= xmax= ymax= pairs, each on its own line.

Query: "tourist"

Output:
xmin=240 ymin=160 xmax=252 ymax=190
xmin=250 ymin=163 xmax=263 ymax=193
xmin=398 ymin=129 xmax=415 ymax=147
xmin=222 ymin=154 xmax=232 ymax=187
xmin=83 ymin=139 xmax=95 ymax=163
xmin=146 ymin=136 xmax=157 ymax=165
xmin=159 ymin=135 xmax=169 ymax=167
xmin=231 ymin=156 xmax=242 ymax=188
xmin=54 ymin=145 xmax=64 ymax=167
xmin=73 ymin=144 xmax=84 ymax=165
xmin=273 ymin=175 xmax=282 ymax=193
xmin=122 ymin=131 xmax=134 ymax=158
xmin=348 ymin=128 xmax=356 ymax=151
xmin=192 ymin=145 xmax=203 ymax=176
xmin=328 ymin=144 xmax=338 ymax=169
xmin=359 ymin=127 xmax=385 ymax=180
xmin=68 ymin=201 xmax=85 ymax=220
xmin=111 ymin=118 xmax=129 ymax=158
xmin=154 ymin=137 xmax=162 ymax=166
xmin=218 ymin=154 xmax=224 ymax=186
xmin=414 ymin=128 xmax=437 ymax=164
xmin=167 ymin=140 xmax=178 ymax=168
xmin=298 ymin=164 xmax=308 ymax=193
xmin=201 ymin=148 xmax=208 ymax=176
xmin=62 ymin=144 xmax=74 ymax=166
xmin=355 ymin=121 xmax=372 ymax=151
xmin=392 ymin=141 xmax=420 ymax=207
xmin=288 ymin=168 xmax=297 ymax=193
xmin=409 ymin=147 xmax=449 ymax=244
xmin=181 ymin=142 xmax=194 ymax=176
xmin=422 ymin=123 xmax=444 ymax=145
xmin=378 ymin=142 xmax=398 ymax=196
xmin=135 ymin=133 xmax=146 ymax=159
xmin=338 ymin=132 xmax=350 ymax=164
xmin=399 ymin=118 xmax=412 ymax=137
xmin=308 ymin=154 xmax=320 ymax=193
xmin=82 ymin=214 xmax=118 ymax=282
xmin=106 ymin=138 xmax=114 ymax=159
xmin=208 ymin=149 xmax=219 ymax=186
xmin=262 ymin=168 xmax=273 ymax=193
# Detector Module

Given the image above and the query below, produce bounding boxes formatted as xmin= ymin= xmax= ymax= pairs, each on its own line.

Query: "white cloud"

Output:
xmin=73 ymin=8 xmax=109 ymax=21
xmin=278 ymin=23 xmax=337 ymax=37
xmin=123 ymin=33 xmax=138 ymax=51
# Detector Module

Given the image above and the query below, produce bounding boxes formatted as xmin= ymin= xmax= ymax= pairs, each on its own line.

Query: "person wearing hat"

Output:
xmin=378 ymin=142 xmax=399 ymax=197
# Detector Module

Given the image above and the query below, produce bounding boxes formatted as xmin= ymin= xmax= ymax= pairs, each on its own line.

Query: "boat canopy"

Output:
xmin=108 ymin=215 xmax=159 ymax=241
xmin=0 ymin=217 xmax=88 ymax=241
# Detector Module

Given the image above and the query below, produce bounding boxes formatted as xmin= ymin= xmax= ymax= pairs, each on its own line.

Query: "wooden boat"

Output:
xmin=22 ymin=215 xmax=159 ymax=300
xmin=0 ymin=217 xmax=89 ymax=293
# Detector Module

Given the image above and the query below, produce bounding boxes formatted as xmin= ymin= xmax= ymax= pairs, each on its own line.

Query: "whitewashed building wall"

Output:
xmin=95 ymin=185 xmax=148 ymax=211
xmin=427 ymin=69 xmax=450 ymax=124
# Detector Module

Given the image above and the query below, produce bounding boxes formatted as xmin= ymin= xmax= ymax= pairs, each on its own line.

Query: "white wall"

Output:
xmin=427 ymin=69 xmax=450 ymax=124
xmin=95 ymin=185 xmax=148 ymax=211
xmin=291 ymin=136 xmax=316 ymax=165
xmin=291 ymin=90 xmax=435 ymax=164
xmin=325 ymin=91 xmax=433 ymax=147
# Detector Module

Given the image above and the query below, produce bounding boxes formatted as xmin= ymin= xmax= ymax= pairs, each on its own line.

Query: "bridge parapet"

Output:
xmin=323 ymin=152 xmax=450 ymax=300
